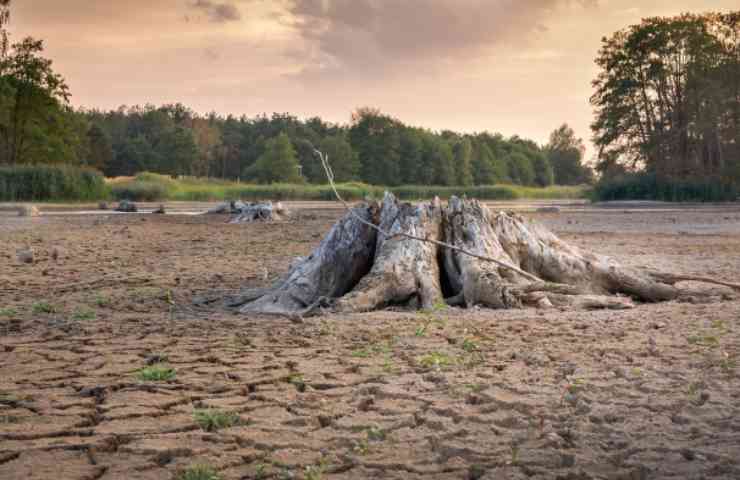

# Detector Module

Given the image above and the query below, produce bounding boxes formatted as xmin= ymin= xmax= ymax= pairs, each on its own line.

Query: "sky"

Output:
xmin=9 ymin=0 xmax=738 ymax=156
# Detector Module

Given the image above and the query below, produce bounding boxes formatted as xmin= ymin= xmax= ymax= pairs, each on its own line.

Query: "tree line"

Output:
xmin=77 ymin=105 xmax=591 ymax=187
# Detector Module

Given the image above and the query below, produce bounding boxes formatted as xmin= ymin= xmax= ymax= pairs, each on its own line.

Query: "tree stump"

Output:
xmin=208 ymin=201 xmax=289 ymax=223
xmin=237 ymin=193 xmax=733 ymax=316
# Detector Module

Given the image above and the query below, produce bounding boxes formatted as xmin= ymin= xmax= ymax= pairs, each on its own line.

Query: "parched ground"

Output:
xmin=1 ymin=203 xmax=740 ymax=480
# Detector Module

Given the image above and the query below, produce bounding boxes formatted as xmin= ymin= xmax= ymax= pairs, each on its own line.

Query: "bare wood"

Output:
xmin=313 ymin=148 xmax=542 ymax=283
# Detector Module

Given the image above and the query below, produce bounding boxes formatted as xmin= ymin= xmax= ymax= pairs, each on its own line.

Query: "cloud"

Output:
xmin=284 ymin=0 xmax=598 ymax=77
xmin=192 ymin=0 xmax=241 ymax=23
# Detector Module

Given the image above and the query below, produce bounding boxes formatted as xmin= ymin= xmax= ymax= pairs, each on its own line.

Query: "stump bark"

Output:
xmin=237 ymin=193 xmax=729 ymax=316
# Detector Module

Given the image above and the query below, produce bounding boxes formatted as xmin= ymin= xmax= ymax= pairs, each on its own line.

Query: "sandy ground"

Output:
xmin=1 ymin=203 xmax=740 ymax=480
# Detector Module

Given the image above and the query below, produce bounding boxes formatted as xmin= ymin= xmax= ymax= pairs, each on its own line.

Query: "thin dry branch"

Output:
xmin=313 ymin=148 xmax=543 ymax=283
xmin=648 ymin=271 xmax=740 ymax=292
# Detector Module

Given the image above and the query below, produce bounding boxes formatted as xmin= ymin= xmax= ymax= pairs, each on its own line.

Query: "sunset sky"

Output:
xmin=10 ymin=0 xmax=738 ymax=156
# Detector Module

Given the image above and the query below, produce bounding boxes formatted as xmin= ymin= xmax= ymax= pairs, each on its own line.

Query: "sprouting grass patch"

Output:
xmin=72 ymin=307 xmax=96 ymax=321
xmin=136 ymin=364 xmax=176 ymax=382
xmin=193 ymin=408 xmax=242 ymax=432
xmin=177 ymin=464 xmax=222 ymax=480
xmin=32 ymin=302 xmax=56 ymax=314
xmin=418 ymin=352 xmax=455 ymax=369
xmin=0 ymin=307 xmax=18 ymax=317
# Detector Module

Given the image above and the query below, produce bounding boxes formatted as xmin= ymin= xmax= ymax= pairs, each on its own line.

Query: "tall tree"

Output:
xmin=245 ymin=132 xmax=302 ymax=183
xmin=591 ymin=12 xmax=740 ymax=183
xmin=454 ymin=138 xmax=474 ymax=186
xmin=546 ymin=124 xmax=592 ymax=185
xmin=0 ymin=37 xmax=71 ymax=164
xmin=86 ymin=124 xmax=113 ymax=171
xmin=318 ymin=134 xmax=360 ymax=182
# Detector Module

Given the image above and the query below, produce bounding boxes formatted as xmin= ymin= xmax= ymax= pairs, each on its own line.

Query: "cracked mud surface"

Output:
xmin=2 ymin=204 xmax=740 ymax=479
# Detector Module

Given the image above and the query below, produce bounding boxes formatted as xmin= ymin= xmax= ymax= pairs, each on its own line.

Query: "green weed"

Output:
xmin=136 ymin=364 xmax=176 ymax=382
xmin=177 ymin=464 xmax=222 ymax=480
xmin=32 ymin=302 xmax=56 ymax=314
xmin=418 ymin=352 xmax=455 ymax=369
xmin=72 ymin=307 xmax=96 ymax=321
xmin=193 ymin=409 xmax=242 ymax=432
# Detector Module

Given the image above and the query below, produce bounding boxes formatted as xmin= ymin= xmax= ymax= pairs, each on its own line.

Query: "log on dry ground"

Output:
xmin=207 ymin=201 xmax=290 ymax=223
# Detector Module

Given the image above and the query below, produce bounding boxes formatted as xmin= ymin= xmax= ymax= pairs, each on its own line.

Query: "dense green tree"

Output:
xmin=107 ymin=135 xmax=156 ymax=177
xmin=86 ymin=124 xmax=113 ymax=171
xmin=454 ymin=138 xmax=474 ymax=186
xmin=508 ymin=151 xmax=536 ymax=186
xmin=318 ymin=134 xmax=359 ymax=182
xmin=546 ymin=124 xmax=592 ymax=185
xmin=591 ymin=12 xmax=740 ymax=183
xmin=471 ymin=142 xmax=498 ymax=185
xmin=429 ymin=137 xmax=455 ymax=186
xmin=245 ymin=132 xmax=302 ymax=183
xmin=0 ymin=37 xmax=71 ymax=164
xmin=156 ymin=126 xmax=197 ymax=177
xmin=349 ymin=109 xmax=401 ymax=186
xmin=398 ymin=128 xmax=423 ymax=184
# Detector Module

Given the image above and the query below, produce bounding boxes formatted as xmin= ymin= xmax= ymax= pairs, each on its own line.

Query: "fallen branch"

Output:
xmin=647 ymin=271 xmax=740 ymax=292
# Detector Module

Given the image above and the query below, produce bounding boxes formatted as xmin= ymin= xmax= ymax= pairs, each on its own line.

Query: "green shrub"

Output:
xmin=592 ymin=172 xmax=740 ymax=202
xmin=110 ymin=181 xmax=168 ymax=201
xmin=0 ymin=164 xmax=107 ymax=201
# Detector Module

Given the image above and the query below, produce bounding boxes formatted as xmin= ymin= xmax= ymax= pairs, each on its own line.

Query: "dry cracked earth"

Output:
xmin=1 ymin=203 xmax=740 ymax=480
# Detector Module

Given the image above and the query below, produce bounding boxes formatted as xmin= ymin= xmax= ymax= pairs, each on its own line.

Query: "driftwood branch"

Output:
xmin=312 ymin=148 xmax=543 ymax=283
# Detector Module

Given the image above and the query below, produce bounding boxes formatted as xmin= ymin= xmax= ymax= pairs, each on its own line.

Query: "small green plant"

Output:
xmin=351 ymin=348 xmax=372 ymax=358
xmin=32 ymin=302 xmax=56 ymax=314
xmin=351 ymin=340 xmax=394 ymax=359
xmin=254 ymin=463 xmax=267 ymax=479
xmin=136 ymin=364 xmax=176 ymax=382
xmin=287 ymin=373 xmax=306 ymax=391
xmin=418 ymin=352 xmax=455 ymax=369
xmin=353 ymin=438 xmax=370 ymax=455
xmin=687 ymin=381 xmax=704 ymax=397
xmin=414 ymin=322 xmax=429 ymax=337
xmin=381 ymin=357 xmax=399 ymax=374
xmin=461 ymin=338 xmax=479 ymax=353
xmin=193 ymin=409 xmax=242 ymax=432
xmin=178 ymin=464 xmax=222 ymax=480
xmin=1 ymin=415 xmax=20 ymax=424
xmin=688 ymin=334 xmax=720 ymax=347
xmin=509 ymin=444 xmax=520 ymax=465
xmin=72 ymin=307 xmax=96 ymax=321
xmin=464 ymin=383 xmax=486 ymax=393
xmin=366 ymin=426 xmax=386 ymax=441
xmin=304 ymin=459 xmax=329 ymax=480
xmin=94 ymin=295 xmax=111 ymax=307
xmin=0 ymin=307 xmax=18 ymax=317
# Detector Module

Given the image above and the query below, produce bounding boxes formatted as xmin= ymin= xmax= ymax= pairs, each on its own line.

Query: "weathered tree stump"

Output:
xmin=207 ymin=201 xmax=289 ymax=223
xmin=237 ymin=193 xmax=736 ymax=316
xmin=115 ymin=200 xmax=137 ymax=212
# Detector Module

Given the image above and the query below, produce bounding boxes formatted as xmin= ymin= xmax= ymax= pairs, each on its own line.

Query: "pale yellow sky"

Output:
xmin=9 ymin=0 xmax=738 ymax=155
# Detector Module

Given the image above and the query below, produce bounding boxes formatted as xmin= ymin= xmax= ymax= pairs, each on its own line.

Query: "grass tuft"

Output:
xmin=193 ymin=409 xmax=242 ymax=432
xmin=32 ymin=302 xmax=56 ymax=314
xmin=136 ymin=364 xmax=176 ymax=382
xmin=177 ymin=464 xmax=222 ymax=480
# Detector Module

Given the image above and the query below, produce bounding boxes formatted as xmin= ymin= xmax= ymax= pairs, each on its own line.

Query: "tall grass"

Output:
xmin=0 ymin=164 xmax=108 ymax=201
xmin=109 ymin=172 xmax=589 ymax=202
xmin=592 ymin=172 xmax=740 ymax=202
